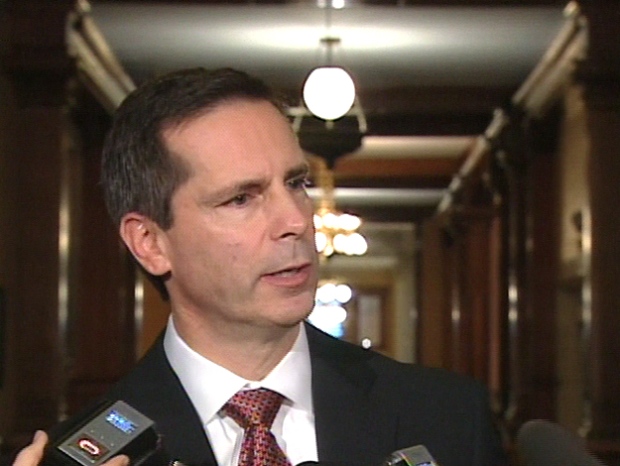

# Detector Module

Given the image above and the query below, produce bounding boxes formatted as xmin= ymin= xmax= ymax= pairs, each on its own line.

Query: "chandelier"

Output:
xmin=312 ymin=157 xmax=368 ymax=258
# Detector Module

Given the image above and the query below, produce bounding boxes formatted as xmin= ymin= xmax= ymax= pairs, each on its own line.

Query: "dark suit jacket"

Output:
xmin=105 ymin=323 xmax=506 ymax=466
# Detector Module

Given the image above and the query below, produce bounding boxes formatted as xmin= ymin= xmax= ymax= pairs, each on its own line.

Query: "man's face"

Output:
xmin=157 ymin=99 xmax=319 ymax=330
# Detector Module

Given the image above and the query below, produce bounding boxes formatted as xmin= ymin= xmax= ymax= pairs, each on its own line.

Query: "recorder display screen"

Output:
xmin=105 ymin=410 xmax=136 ymax=434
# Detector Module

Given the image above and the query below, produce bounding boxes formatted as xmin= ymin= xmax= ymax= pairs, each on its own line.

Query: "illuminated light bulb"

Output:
xmin=361 ymin=338 xmax=372 ymax=349
xmin=348 ymin=232 xmax=368 ymax=255
xmin=343 ymin=238 xmax=356 ymax=256
xmin=322 ymin=212 xmax=338 ymax=229
xmin=332 ymin=233 xmax=349 ymax=253
xmin=315 ymin=231 xmax=327 ymax=253
xmin=303 ymin=67 xmax=356 ymax=121
xmin=308 ymin=304 xmax=347 ymax=328
xmin=338 ymin=213 xmax=361 ymax=232
xmin=316 ymin=282 xmax=337 ymax=303
xmin=313 ymin=214 xmax=323 ymax=229
xmin=327 ymin=304 xmax=348 ymax=324
xmin=335 ymin=283 xmax=352 ymax=304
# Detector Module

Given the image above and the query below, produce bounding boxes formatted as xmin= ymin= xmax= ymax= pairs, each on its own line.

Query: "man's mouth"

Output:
xmin=267 ymin=265 xmax=306 ymax=277
xmin=261 ymin=263 xmax=315 ymax=288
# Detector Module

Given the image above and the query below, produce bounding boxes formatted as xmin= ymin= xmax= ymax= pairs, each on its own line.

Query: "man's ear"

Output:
xmin=119 ymin=213 xmax=171 ymax=276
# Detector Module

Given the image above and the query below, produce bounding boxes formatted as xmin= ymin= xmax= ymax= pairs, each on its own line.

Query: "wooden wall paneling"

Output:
xmin=525 ymin=115 xmax=561 ymax=422
xmin=64 ymin=88 xmax=137 ymax=415
xmin=487 ymin=214 xmax=509 ymax=417
xmin=0 ymin=68 xmax=20 ymax=448
xmin=418 ymin=199 xmax=498 ymax=381
xmin=584 ymin=93 xmax=620 ymax=464
xmin=458 ymin=210 xmax=494 ymax=383
xmin=0 ymin=0 xmax=137 ymax=452
xmin=418 ymin=216 xmax=453 ymax=369
xmin=10 ymin=103 xmax=66 ymax=442
xmin=448 ymin=232 xmax=462 ymax=374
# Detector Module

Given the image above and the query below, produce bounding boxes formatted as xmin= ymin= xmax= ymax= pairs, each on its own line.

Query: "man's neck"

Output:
xmin=171 ymin=312 xmax=301 ymax=381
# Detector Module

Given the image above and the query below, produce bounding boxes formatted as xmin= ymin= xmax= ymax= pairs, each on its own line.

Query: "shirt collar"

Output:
xmin=163 ymin=317 xmax=313 ymax=426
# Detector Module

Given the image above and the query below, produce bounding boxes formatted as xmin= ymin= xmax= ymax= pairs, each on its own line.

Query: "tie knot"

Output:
xmin=223 ymin=388 xmax=285 ymax=429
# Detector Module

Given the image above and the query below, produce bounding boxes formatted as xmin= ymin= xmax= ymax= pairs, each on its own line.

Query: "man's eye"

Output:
xmin=226 ymin=194 xmax=249 ymax=206
xmin=289 ymin=177 xmax=311 ymax=190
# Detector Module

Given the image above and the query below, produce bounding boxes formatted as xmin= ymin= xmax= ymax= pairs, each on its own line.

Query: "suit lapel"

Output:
xmin=306 ymin=323 xmax=394 ymax=466
xmin=108 ymin=336 xmax=218 ymax=466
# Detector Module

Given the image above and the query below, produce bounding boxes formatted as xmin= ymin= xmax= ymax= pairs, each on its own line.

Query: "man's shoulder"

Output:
xmin=105 ymin=335 xmax=181 ymax=409
xmin=305 ymin=322 xmax=485 ymax=397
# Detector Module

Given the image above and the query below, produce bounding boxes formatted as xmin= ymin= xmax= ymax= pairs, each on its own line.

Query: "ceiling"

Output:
xmin=88 ymin=0 xmax=569 ymax=222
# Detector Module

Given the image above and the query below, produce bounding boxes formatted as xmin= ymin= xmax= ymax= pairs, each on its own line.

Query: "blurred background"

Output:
xmin=1 ymin=0 xmax=619 ymax=464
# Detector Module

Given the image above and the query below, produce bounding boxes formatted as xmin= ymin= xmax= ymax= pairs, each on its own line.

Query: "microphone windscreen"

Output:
xmin=516 ymin=419 xmax=606 ymax=466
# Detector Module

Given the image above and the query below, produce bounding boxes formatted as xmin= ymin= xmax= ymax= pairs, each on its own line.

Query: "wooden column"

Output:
xmin=1 ymin=1 xmax=77 ymax=450
xmin=496 ymin=109 xmax=560 ymax=435
xmin=496 ymin=116 xmax=531 ymax=435
xmin=579 ymin=4 xmax=620 ymax=461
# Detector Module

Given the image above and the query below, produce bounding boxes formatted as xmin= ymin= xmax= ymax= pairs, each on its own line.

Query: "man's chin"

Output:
xmin=277 ymin=300 xmax=315 ymax=327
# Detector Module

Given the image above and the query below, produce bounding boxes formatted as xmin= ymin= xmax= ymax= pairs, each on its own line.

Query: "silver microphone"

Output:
xmin=383 ymin=445 xmax=439 ymax=466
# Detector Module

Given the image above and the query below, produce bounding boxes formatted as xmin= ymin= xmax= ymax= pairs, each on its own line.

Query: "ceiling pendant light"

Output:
xmin=303 ymin=66 xmax=356 ymax=121
xmin=302 ymin=3 xmax=356 ymax=121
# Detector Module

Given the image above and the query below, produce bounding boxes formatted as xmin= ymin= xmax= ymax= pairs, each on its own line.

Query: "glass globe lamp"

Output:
xmin=303 ymin=66 xmax=356 ymax=121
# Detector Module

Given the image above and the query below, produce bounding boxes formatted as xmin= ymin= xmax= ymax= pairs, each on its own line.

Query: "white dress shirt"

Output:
xmin=164 ymin=317 xmax=319 ymax=466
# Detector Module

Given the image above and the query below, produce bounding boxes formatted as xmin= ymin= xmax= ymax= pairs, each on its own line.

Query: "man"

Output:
xmin=13 ymin=68 xmax=506 ymax=466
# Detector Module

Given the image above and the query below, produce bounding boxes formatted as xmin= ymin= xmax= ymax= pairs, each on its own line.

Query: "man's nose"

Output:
xmin=270 ymin=190 xmax=312 ymax=240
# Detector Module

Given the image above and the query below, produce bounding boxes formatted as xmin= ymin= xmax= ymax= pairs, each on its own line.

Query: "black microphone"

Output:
xmin=516 ymin=419 xmax=606 ymax=466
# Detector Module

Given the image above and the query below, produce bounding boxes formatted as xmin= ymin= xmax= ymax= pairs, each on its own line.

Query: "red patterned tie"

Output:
xmin=223 ymin=388 xmax=292 ymax=466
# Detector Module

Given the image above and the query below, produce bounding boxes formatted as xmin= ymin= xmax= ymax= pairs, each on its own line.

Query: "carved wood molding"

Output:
xmin=575 ymin=1 xmax=620 ymax=111
xmin=66 ymin=0 xmax=136 ymax=113
xmin=512 ymin=2 xmax=588 ymax=118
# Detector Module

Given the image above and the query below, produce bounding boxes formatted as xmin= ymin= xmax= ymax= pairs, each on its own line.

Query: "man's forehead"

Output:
xmin=163 ymin=100 xmax=293 ymax=144
xmin=164 ymin=97 xmax=283 ymax=130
